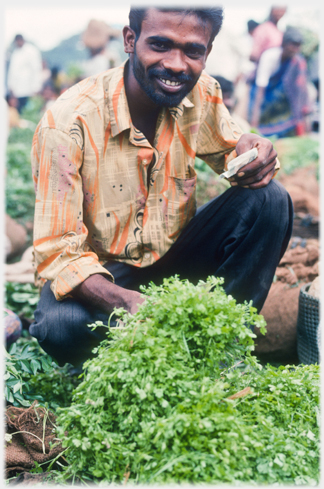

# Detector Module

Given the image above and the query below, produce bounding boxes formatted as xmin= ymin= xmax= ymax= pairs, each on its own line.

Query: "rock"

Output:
xmin=7 ymin=472 xmax=50 ymax=485
xmin=308 ymin=276 xmax=320 ymax=299
xmin=4 ymin=310 xmax=23 ymax=346
xmin=6 ymin=215 xmax=27 ymax=259
xmin=278 ymin=165 xmax=319 ymax=206
xmin=5 ymin=246 xmax=35 ymax=284
xmin=255 ymin=238 xmax=319 ymax=364
xmin=283 ymin=184 xmax=319 ymax=216
xmin=256 ymin=282 xmax=301 ymax=364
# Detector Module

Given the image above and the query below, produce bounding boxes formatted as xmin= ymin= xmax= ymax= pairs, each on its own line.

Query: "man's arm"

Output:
xmin=228 ymin=133 xmax=279 ymax=189
xmin=71 ymin=274 xmax=145 ymax=316
xmin=249 ymin=86 xmax=265 ymax=129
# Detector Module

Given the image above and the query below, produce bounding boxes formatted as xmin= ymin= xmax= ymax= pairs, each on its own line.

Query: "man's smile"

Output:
xmin=156 ymin=76 xmax=184 ymax=92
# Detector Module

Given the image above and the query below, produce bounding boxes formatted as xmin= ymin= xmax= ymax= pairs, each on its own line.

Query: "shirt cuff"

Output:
xmin=50 ymin=259 xmax=114 ymax=301
xmin=273 ymin=157 xmax=280 ymax=178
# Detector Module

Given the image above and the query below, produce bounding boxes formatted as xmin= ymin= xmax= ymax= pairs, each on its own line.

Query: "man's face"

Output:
xmin=282 ymin=42 xmax=301 ymax=59
xmin=126 ymin=9 xmax=213 ymax=107
xmin=15 ymin=38 xmax=24 ymax=48
xmin=270 ymin=7 xmax=287 ymax=23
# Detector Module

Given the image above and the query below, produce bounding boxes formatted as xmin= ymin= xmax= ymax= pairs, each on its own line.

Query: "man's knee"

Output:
xmin=29 ymin=282 xmax=109 ymax=366
xmin=257 ymin=180 xmax=293 ymax=229
xmin=239 ymin=179 xmax=293 ymax=227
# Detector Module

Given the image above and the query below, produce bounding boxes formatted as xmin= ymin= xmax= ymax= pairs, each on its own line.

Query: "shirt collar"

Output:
xmin=107 ymin=61 xmax=131 ymax=138
xmin=107 ymin=60 xmax=195 ymax=138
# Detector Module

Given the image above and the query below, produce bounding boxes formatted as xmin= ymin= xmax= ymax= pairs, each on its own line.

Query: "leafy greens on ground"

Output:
xmin=55 ymin=276 xmax=320 ymax=485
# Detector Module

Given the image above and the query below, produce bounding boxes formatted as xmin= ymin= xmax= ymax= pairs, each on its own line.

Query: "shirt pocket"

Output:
xmin=166 ymin=174 xmax=197 ymax=240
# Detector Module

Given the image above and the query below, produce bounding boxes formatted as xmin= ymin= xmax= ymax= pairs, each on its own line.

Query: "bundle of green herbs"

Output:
xmin=55 ymin=276 xmax=320 ymax=485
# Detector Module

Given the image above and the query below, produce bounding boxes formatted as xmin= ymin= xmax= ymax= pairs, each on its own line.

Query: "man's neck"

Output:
xmin=124 ymin=61 xmax=160 ymax=145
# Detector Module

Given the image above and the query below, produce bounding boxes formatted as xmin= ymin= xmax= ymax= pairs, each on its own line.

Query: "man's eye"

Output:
xmin=152 ymin=42 xmax=167 ymax=50
xmin=186 ymin=49 xmax=204 ymax=58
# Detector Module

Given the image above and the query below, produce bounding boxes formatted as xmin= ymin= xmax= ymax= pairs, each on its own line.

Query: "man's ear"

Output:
xmin=123 ymin=26 xmax=136 ymax=54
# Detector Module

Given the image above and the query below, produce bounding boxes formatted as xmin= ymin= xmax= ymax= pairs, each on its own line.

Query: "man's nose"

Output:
xmin=162 ymin=49 xmax=187 ymax=73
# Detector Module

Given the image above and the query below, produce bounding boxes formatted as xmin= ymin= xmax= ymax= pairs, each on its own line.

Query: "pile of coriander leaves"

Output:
xmin=55 ymin=276 xmax=320 ymax=486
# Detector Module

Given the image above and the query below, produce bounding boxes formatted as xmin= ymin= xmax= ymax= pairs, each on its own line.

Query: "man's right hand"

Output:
xmin=71 ymin=274 xmax=146 ymax=317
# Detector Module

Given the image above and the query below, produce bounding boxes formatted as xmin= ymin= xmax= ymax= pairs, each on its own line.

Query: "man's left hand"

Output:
xmin=229 ymin=133 xmax=278 ymax=189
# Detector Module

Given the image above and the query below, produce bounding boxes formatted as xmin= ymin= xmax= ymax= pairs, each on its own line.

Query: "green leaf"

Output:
xmin=30 ymin=359 xmax=41 ymax=375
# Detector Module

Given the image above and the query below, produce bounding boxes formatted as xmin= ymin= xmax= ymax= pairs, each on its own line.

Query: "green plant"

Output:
xmin=6 ymin=134 xmax=35 ymax=224
xmin=5 ymin=282 xmax=40 ymax=320
xmin=6 ymin=96 xmax=44 ymax=226
xmin=5 ymin=336 xmax=81 ymax=411
xmin=20 ymin=95 xmax=45 ymax=124
xmin=195 ymin=157 xmax=230 ymax=206
xmin=5 ymin=338 xmax=55 ymax=407
xmin=26 ymin=364 xmax=82 ymax=411
xmin=53 ymin=276 xmax=319 ymax=485
xmin=274 ymin=136 xmax=319 ymax=178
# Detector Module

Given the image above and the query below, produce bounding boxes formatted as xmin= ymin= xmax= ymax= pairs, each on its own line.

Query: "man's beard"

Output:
xmin=132 ymin=52 xmax=197 ymax=108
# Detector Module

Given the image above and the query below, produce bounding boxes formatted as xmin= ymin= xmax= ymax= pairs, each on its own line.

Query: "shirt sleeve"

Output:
xmin=255 ymin=48 xmax=281 ymax=88
xmin=250 ymin=24 xmax=268 ymax=62
xmin=196 ymin=76 xmax=243 ymax=174
xmin=32 ymin=123 xmax=113 ymax=301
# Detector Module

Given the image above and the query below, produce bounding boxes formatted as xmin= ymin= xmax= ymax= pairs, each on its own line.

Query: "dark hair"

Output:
xmin=129 ymin=6 xmax=223 ymax=45
xmin=247 ymin=20 xmax=259 ymax=33
xmin=14 ymin=34 xmax=24 ymax=42
xmin=282 ymin=26 xmax=303 ymax=46
xmin=212 ymin=75 xmax=234 ymax=96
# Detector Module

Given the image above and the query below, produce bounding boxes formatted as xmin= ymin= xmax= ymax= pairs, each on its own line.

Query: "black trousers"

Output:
xmin=29 ymin=180 xmax=293 ymax=367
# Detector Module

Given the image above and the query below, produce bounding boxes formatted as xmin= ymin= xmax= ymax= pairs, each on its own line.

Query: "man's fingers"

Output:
xmin=230 ymin=164 xmax=276 ymax=189
xmin=234 ymin=151 xmax=277 ymax=178
xmin=247 ymin=169 xmax=275 ymax=189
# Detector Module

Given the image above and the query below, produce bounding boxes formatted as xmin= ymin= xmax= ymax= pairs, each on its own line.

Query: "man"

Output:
xmin=249 ymin=7 xmax=287 ymax=64
xmin=250 ymin=27 xmax=311 ymax=137
xmin=7 ymin=34 xmax=43 ymax=113
xmin=30 ymin=7 xmax=293 ymax=368
xmin=81 ymin=19 xmax=122 ymax=78
xmin=247 ymin=7 xmax=287 ymax=122
xmin=212 ymin=75 xmax=251 ymax=133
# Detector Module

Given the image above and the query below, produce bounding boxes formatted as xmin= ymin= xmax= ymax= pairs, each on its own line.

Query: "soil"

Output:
xmin=255 ymin=161 xmax=320 ymax=365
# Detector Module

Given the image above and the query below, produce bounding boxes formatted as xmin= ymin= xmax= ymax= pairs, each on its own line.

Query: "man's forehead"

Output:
xmin=140 ymin=8 xmax=212 ymax=41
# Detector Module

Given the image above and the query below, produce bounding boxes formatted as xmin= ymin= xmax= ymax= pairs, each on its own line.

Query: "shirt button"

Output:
xmin=143 ymin=159 xmax=147 ymax=163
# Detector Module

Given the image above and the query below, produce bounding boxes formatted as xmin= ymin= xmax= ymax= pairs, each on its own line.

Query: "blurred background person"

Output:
xmin=205 ymin=26 xmax=243 ymax=86
xmin=81 ymin=19 xmax=122 ymax=78
xmin=6 ymin=34 xmax=43 ymax=113
xmin=249 ymin=27 xmax=311 ymax=138
xmin=247 ymin=7 xmax=287 ymax=121
xmin=249 ymin=6 xmax=287 ymax=63
xmin=205 ymin=21 xmax=258 ymax=125
xmin=234 ymin=19 xmax=259 ymax=120
xmin=212 ymin=75 xmax=251 ymax=133
xmin=307 ymin=47 xmax=319 ymax=132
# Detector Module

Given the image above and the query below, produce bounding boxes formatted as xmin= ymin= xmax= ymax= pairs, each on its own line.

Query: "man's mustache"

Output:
xmin=148 ymin=68 xmax=193 ymax=83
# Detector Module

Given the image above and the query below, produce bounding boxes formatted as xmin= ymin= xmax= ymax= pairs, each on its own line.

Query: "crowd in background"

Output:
xmin=4 ymin=6 xmax=320 ymax=138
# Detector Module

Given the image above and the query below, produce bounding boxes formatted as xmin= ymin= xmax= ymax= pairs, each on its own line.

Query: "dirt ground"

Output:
xmin=256 ymin=160 xmax=320 ymax=365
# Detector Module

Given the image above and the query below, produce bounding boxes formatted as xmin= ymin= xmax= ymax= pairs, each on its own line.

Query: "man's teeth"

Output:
xmin=160 ymin=78 xmax=181 ymax=86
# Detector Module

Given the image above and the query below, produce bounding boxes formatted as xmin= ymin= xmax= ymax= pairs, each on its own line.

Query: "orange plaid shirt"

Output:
xmin=31 ymin=61 xmax=244 ymax=300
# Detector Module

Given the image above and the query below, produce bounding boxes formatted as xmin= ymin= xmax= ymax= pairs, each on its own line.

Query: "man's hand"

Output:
xmin=71 ymin=274 xmax=146 ymax=317
xmin=229 ymin=133 xmax=278 ymax=189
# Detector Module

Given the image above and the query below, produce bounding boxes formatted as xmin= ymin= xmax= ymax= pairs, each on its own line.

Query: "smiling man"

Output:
xmin=30 ymin=6 xmax=293 ymax=368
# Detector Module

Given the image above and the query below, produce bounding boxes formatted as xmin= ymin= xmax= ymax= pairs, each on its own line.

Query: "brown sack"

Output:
xmin=256 ymin=281 xmax=301 ymax=364
xmin=5 ymin=402 xmax=65 ymax=479
xmin=6 ymin=215 xmax=27 ymax=259
xmin=255 ymin=239 xmax=320 ymax=364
